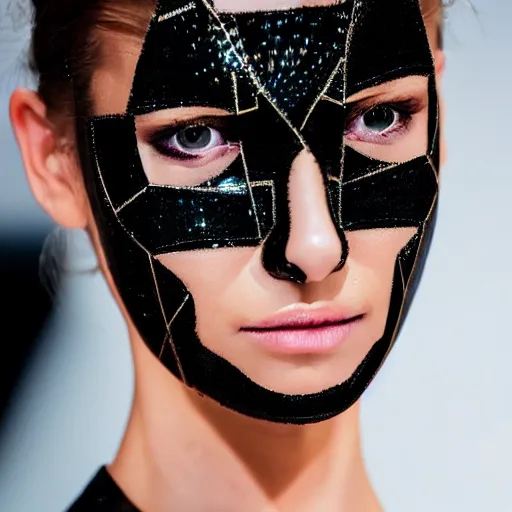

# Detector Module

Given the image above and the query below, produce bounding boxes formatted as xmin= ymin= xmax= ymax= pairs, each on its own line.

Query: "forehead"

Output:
xmin=91 ymin=0 xmax=433 ymax=116
xmin=215 ymin=0 xmax=340 ymax=10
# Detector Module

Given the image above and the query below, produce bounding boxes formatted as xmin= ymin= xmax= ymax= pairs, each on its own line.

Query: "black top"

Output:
xmin=67 ymin=467 xmax=140 ymax=512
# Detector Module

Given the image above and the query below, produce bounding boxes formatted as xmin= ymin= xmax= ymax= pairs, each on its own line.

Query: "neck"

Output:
xmin=110 ymin=339 xmax=381 ymax=512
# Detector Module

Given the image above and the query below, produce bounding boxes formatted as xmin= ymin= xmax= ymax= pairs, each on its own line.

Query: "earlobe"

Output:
xmin=9 ymin=88 xmax=89 ymax=229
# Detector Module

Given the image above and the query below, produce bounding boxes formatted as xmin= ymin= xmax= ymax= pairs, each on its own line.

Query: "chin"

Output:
xmin=245 ymin=358 xmax=364 ymax=397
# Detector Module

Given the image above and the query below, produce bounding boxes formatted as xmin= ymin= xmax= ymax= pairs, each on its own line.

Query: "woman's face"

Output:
xmin=84 ymin=0 xmax=441 ymax=422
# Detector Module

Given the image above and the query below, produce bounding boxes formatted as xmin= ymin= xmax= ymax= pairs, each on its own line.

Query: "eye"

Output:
xmin=137 ymin=111 xmax=242 ymax=187
xmin=154 ymin=125 xmax=229 ymax=159
xmin=175 ymin=126 xmax=220 ymax=153
xmin=345 ymin=104 xmax=413 ymax=145
xmin=362 ymin=106 xmax=398 ymax=133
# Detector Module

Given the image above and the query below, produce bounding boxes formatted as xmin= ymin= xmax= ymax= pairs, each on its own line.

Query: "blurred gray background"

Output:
xmin=0 ymin=0 xmax=511 ymax=510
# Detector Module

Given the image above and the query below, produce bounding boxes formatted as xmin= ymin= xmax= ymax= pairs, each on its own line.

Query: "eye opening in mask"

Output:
xmin=343 ymin=74 xmax=430 ymax=162
xmin=148 ymin=115 xmax=240 ymax=160
xmin=136 ymin=110 xmax=242 ymax=187
xmin=345 ymin=98 xmax=422 ymax=143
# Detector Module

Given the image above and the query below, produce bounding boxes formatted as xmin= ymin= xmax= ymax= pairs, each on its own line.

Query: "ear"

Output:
xmin=9 ymin=88 xmax=89 ymax=229
xmin=434 ymin=49 xmax=445 ymax=77
xmin=433 ymin=49 xmax=447 ymax=167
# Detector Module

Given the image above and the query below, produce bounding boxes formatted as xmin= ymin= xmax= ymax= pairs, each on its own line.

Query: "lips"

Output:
xmin=240 ymin=305 xmax=365 ymax=354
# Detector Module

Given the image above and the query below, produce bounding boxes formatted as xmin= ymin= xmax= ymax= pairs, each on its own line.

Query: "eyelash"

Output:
xmin=150 ymin=120 xmax=237 ymax=161
xmin=344 ymin=99 xmax=421 ymax=144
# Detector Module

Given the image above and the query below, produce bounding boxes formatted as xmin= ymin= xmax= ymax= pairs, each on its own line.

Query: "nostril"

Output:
xmin=262 ymin=225 xmax=308 ymax=284
xmin=333 ymin=229 xmax=349 ymax=273
xmin=286 ymin=225 xmax=346 ymax=283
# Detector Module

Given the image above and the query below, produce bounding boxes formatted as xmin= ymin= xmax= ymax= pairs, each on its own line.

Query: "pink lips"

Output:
xmin=241 ymin=306 xmax=364 ymax=355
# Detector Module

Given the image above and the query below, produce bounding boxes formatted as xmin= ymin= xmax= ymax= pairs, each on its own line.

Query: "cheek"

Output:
xmin=157 ymin=247 xmax=260 ymax=333
xmin=348 ymin=227 xmax=415 ymax=264
xmin=347 ymin=227 xmax=416 ymax=303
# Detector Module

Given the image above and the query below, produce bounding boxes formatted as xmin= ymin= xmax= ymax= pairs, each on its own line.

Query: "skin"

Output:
xmin=10 ymin=0 xmax=446 ymax=510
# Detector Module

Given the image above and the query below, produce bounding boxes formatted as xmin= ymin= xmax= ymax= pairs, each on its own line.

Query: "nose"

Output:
xmin=284 ymin=150 xmax=344 ymax=283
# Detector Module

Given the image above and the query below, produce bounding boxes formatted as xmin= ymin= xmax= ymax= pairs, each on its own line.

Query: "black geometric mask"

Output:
xmin=77 ymin=0 xmax=439 ymax=424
